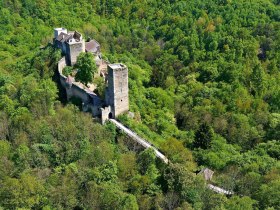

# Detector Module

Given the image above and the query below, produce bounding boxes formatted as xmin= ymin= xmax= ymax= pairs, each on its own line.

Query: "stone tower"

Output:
xmin=54 ymin=28 xmax=85 ymax=66
xmin=106 ymin=64 xmax=129 ymax=118
xmin=65 ymin=31 xmax=85 ymax=65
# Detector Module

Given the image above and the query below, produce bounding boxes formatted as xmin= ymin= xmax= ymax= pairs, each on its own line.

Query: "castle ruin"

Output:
xmin=54 ymin=28 xmax=129 ymax=123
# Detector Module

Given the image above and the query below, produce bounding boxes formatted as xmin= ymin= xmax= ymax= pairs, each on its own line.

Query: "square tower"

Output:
xmin=65 ymin=31 xmax=85 ymax=65
xmin=54 ymin=29 xmax=85 ymax=66
xmin=106 ymin=64 xmax=129 ymax=118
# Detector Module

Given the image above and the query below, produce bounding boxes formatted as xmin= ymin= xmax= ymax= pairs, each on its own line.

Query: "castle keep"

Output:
xmin=54 ymin=28 xmax=129 ymax=123
xmin=54 ymin=28 xmax=85 ymax=65
xmin=106 ymin=64 xmax=129 ymax=118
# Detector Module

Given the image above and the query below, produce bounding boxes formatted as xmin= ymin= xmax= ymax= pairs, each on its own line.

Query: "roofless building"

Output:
xmin=54 ymin=28 xmax=129 ymax=123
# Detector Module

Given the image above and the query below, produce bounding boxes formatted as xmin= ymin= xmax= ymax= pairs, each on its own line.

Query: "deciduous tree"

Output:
xmin=75 ymin=52 xmax=97 ymax=86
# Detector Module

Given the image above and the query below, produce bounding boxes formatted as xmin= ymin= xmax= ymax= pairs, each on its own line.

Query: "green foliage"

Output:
xmin=225 ymin=196 xmax=257 ymax=210
xmin=137 ymin=148 xmax=157 ymax=175
xmin=62 ymin=66 xmax=73 ymax=77
xmin=256 ymin=179 xmax=280 ymax=209
xmin=193 ymin=123 xmax=214 ymax=149
xmin=164 ymin=163 xmax=205 ymax=206
xmin=75 ymin=52 xmax=97 ymax=86
xmin=160 ymin=138 xmax=195 ymax=168
xmin=195 ymin=135 xmax=241 ymax=170
xmin=94 ymin=76 xmax=106 ymax=99
xmin=0 ymin=174 xmax=45 ymax=209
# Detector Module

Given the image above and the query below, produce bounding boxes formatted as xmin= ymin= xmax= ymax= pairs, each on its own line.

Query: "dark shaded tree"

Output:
xmin=193 ymin=123 xmax=214 ymax=149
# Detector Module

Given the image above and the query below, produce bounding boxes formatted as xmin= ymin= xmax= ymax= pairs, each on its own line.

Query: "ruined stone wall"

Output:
xmin=101 ymin=106 xmax=111 ymax=124
xmin=58 ymin=58 xmax=129 ymax=120
xmin=58 ymin=57 xmax=101 ymax=117
xmin=58 ymin=57 xmax=67 ymax=88
xmin=69 ymin=84 xmax=91 ymax=103
xmin=54 ymin=40 xmax=67 ymax=55
xmin=58 ymin=57 xmax=67 ymax=75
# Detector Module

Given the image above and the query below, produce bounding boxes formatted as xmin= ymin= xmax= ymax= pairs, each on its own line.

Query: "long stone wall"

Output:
xmin=58 ymin=57 xmax=67 ymax=76
xmin=109 ymin=119 xmax=169 ymax=164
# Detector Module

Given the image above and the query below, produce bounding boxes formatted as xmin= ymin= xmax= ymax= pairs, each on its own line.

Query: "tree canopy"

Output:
xmin=75 ymin=52 xmax=97 ymax=86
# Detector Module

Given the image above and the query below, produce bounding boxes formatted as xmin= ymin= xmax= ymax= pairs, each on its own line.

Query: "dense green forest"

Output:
xmin=0 ymin=0 xmax=280 ymax=209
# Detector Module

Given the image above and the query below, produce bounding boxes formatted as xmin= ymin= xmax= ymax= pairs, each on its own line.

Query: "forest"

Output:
xmin=0 ymin=0 xmax=279 ymax=209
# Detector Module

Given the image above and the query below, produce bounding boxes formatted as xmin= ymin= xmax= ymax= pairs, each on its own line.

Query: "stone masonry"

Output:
xmin=106 ymin=64 xmax=129 ymax=118
xmin=54 ymin=28 xmax=129 ymax=123
xmin=54 ymin=28 xmax=85 ymax=66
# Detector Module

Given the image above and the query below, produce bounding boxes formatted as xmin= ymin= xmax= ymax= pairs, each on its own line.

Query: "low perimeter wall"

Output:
xmin=57 ymin=57 xmax=102 ymax=116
